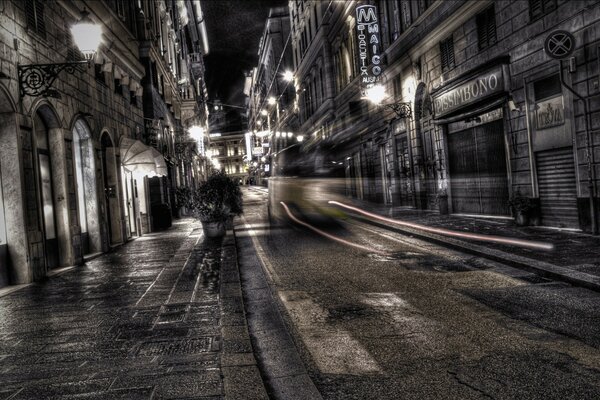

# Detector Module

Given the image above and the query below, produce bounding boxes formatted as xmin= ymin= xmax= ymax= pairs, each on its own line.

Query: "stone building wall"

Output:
xmin=0 ymin=0 xmax=144 ymax=285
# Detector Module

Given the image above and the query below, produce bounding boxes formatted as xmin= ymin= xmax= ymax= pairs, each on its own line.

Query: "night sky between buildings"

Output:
xmin=202 ymin=0 xmax=287 ymax=133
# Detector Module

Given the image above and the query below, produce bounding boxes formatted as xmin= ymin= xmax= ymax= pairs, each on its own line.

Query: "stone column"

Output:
xmin=0 ymin=112 xmax=31 ymax=283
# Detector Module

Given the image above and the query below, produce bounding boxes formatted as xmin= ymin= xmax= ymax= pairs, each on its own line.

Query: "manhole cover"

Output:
xmin=137 ymin=337 xmax=214 ymax=356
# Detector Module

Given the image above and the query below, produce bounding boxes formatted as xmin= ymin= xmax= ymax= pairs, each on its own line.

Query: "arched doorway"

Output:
xmin=33 ymin=112 xmax=59 ymax=269
xmin=101 ymin=132 xmax=122 ymax=245
xmin=73 ymin=119 xmax=101 ymax=255
xmin=414 ymin=82 xmax=438 ymax=209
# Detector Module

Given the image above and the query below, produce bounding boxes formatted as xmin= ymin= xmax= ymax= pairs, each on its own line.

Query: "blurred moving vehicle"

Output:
xmin=268 ymin=144 xmax=347 ymax=228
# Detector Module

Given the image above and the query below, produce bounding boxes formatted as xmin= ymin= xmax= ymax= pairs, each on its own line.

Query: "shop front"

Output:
xmin=391 ymin=118 xmax=413 ymax=207
xmin=432 ymin=62 xmax=511 ymax=216
xmin=120 ymin=137 xmax=168 ymax=236
xmin=528 ymin=74 xmax=579 ymax=229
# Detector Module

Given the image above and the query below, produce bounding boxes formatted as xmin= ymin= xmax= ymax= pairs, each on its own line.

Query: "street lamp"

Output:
xmin=188 ymin=125 xmax=205 ymax=143
xmin=267 ymin=96 xmax=276 ymax=105
xmin=282 ymin=70 xmax=294 ymax=82
xmin=363 ymin=84 xmax=412 ymax=119
xmin=18 ymin=9 xmax=103 ymax=98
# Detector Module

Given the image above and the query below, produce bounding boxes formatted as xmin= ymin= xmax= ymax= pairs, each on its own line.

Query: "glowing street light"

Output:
xmin=188 ymin=125 xmax=204 ymax=142
xmin=18 ymin=9 xmax=103 ymax=97
xmin=260 ymin=109 xmax=268 ymax=116
xmin=297 ymin=135 xmax=304 ymax=142
xmin=362 ymin=83 xmax=413 ymax=119
xmin=363 ymin=84 xmax=387 ymax=105
xmin=282 ymin=70 xmax=294 ymax=82
xmin=71 ymin=10 xmax=103 ymax=60
xmin=268 ymin=96 xmax=276 ymax=105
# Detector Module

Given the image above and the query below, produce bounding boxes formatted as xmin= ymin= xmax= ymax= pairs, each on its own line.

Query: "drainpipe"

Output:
xmin=558 ymin=60 xmax=597 ymax=234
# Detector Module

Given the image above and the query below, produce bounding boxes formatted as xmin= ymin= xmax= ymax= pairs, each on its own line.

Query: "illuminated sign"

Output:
xmin=209 ymin=133 xmax=221 ymax=138
xmin=356 ymin=5 xmax=382 ymax=92
xmin=433 ymin=66 xmax=505 ymax=118
xmin=253 ymin=147 xmax=263 ymax=156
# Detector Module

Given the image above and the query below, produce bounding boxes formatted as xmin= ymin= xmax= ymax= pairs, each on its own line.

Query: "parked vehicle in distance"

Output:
xmin=267 ymin=144 xmax=347 ymax=229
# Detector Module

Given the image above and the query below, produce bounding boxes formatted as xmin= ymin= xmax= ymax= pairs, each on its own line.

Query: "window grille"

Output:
xmin=529 ymin=0 xmax=566 ymax=21
xmin=25 ymin=0 xmax=46 ymax=39
xmin=476 ymin=6 xmax=497 ymax=50
xmin=439 ymin=37 xmax=455 ymax=72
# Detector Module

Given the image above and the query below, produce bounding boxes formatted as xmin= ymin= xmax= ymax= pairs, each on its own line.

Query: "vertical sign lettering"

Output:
xmin=356 ymin=5 xmax=382 ymax=95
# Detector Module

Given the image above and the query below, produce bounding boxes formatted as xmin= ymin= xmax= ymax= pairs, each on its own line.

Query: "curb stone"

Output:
xmin=220 ymin=231 xmax=270 ymax=400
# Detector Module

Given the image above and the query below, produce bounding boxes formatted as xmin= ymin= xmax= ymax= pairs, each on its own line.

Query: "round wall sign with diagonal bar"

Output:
xmin=544 ymin=30 xmax=576 ymax=60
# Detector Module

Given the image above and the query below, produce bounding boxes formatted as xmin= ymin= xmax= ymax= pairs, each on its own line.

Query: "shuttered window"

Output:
xmin=25 ymin=0 xmax=46 ymax=39
xmin=440 ymin=37 xmax=455 ymax=72
xmin=476 ymin=6 xmax=497 ymax=50
xmin=529 ymin=0 xmax=567 ymax=21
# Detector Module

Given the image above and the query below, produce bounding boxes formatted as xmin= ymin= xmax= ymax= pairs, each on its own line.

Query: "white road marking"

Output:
xmin=279 ymin=290 xmax=382 ymax=375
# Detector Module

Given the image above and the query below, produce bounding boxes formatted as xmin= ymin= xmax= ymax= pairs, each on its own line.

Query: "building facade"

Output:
xmin=289 ymin=0 xmax=600 ymax=233
xmin=0 ymin=0 xmax=208 ymax=289
xmin=208 ymin=133 xmax=247 ymax=184
xmin=247 ymin=6 xmax=294 ymax=183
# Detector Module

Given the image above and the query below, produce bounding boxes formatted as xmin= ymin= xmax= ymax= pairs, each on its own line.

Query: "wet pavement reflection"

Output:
xmin=0 ymin=219 xmax=226 ymax=400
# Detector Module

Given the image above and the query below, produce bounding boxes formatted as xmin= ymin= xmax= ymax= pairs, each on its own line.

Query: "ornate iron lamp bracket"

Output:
xmin=18 ymin=61 xmax=89 ymax=97
xmin=386 ymin=102 xmax=412 ymax=119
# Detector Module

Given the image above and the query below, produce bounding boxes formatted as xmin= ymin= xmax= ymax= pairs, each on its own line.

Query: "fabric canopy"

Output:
xmin=120 ymin=137 xmax=167 ymax=177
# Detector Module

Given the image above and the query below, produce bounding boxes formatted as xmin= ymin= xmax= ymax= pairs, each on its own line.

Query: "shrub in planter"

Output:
xmin=434 ymin=189 xmax=449 ymax=215
xmin=174 ymin=186 xmax=194 ymax=216
xmin=508 ymin=195 xmax=536 ymax=226
xmin=191 ymin=172 xmax=243 ymax=236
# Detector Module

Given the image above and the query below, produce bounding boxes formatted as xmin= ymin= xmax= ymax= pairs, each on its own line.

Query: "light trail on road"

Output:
xmin=328 ymin=200 xmax=554 ymax=251
xmin=280 ymin=201 xmax=388 ymax=255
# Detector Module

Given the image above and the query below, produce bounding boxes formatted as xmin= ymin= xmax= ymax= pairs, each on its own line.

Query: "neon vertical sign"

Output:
xmin=356 ymin=5 xmax=382 ymax=94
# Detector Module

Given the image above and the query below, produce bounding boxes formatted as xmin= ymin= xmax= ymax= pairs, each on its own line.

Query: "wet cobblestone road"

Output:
xmin=0 ymin=219 xmax=226 ymax=400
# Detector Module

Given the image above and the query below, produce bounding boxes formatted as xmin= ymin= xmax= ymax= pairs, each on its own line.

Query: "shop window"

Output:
xmin=25 ymin=0 xmax=46 ymax=39
xmin=440 ymin=37 xmax=455 ymax=72
xmin=529 ymin=0 xmax=566 ymax=21
xmin=476 ymin=5 xmax=497 ymax=50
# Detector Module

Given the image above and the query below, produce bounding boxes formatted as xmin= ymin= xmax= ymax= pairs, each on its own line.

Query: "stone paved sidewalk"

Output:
xmin=0 ymin=219 xmax=266 ymax=400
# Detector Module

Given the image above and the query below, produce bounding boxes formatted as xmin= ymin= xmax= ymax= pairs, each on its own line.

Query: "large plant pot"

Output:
xmin=201 ymin=220 xmax=226 ymax=237
xmin=225 ymin=215 xmax=235 ymax=230
xmin=515 ymin=210 xmax=529 ymax=226
xmin=438 ymin=196 xmax=449 ymax=215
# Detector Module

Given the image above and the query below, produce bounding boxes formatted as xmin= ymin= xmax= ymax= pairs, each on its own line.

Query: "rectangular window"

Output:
xmin=25 ymin=0 xmax=46 ymax=39
xmin=393 ymin=73 xmax=402 ymax=98
xmin=130 ymin=91 xmax=137 ymax=106
xmin=400 ymin=0 xmax=412 ymax=32
xmin=388 ymin=0 xmax=402 ymax=41
xmin=529 ymin=0 xmax=565 ymax=21
xmin=95 ymin=64 xmax=106 ymax=85
xmin=476 ymin=6 xmax=497 ymax=50
xmin=533 ymin=74 xmax=561 ymax=101
xmin=439 ymin=37 xmax=455 ymax=72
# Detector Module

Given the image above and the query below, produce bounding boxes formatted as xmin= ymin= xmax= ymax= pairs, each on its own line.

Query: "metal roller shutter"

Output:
xmin=535 ymin=148 xmax=579 ymax=229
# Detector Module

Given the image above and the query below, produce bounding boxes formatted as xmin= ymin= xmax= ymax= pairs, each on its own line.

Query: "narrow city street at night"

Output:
xmin=2 ymin=0 xmax=600 ymax=398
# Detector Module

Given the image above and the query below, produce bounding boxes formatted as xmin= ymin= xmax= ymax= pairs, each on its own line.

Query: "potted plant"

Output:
xmin=435 ymin=188 xmax=449 ymax=215
xmin=174 ymin=186 xmax=193 ymax=217
xmin=508 ymin=195 xmax=536 ymax=226
xmin=192 ymin=172 xmax=243 ymax=237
